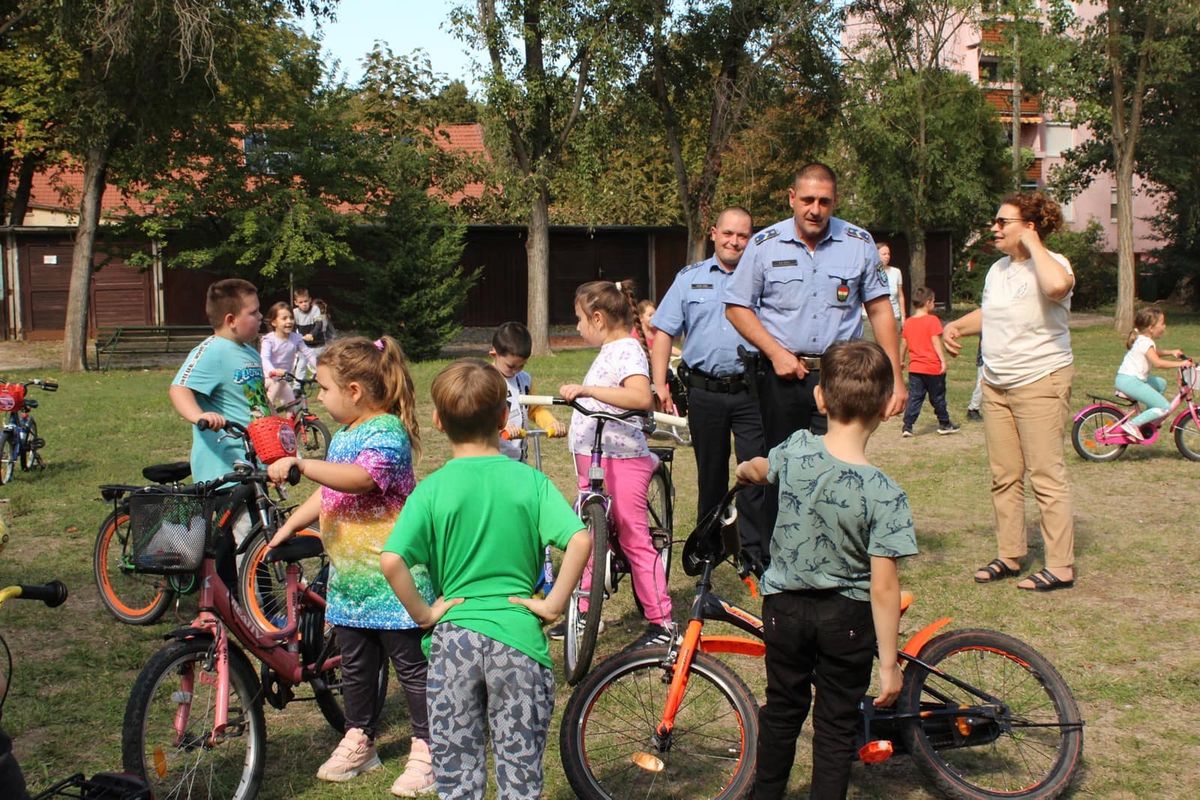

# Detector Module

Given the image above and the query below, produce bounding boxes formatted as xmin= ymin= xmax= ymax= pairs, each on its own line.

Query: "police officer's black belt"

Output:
xmin=794 ymin=354 xmax=822 ymax=371
xmin=679 ymin=363 xmax=749 ymax=394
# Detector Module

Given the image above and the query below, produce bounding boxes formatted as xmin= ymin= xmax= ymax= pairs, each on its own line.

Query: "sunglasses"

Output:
xmin=993 ymin=217 xmax=1026 ymax=226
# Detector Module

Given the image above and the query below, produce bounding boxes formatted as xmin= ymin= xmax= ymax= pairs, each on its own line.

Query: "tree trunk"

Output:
xmin=1113 ymin=160 xmax=1136 ymax=332
xmin=685 ymin=208 xmax=706 ymax=265
xmin=61 ymin=146 xmax=108 ymax=372
xmin=907 ymin=230 xmax=927 ymax=295
xmin=9 ymin=154 xmax=39 ymax=226
xmin=526 ymin=185 xmax=552 ymax=356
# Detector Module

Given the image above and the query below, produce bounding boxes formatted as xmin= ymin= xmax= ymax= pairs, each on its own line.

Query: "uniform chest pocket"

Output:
xmin=826 ymin=274 xmax=859 ymax=309
xmin=763 ymin=269 xmax=805 ymax=311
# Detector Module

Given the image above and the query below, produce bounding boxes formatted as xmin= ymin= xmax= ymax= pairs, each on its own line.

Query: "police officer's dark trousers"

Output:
xmin=753 ymin=590 xmax=876 ymax=800
xmin=757 ymin=368 xmax=826 ymax=561
xmin=686 ymin=384 xmax=765 ymax=559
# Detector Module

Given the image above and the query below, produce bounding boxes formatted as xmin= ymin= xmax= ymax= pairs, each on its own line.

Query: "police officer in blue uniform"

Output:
xmin=724 ymin=163 xmax=907 ymax=556
xmin=651 ymin=207 xmax=767 ymax=569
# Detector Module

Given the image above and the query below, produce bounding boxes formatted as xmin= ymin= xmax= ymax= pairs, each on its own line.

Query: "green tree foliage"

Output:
xmin=121 ymin=31 xmax=473 ymax=358
xmin=1049 ymin=0 xmax=1197 ymax=329
xmin=841 ymin=0 xmax=1009 ymax=289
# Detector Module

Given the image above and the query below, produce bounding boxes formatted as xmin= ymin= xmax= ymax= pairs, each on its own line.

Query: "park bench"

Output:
xmin=93 ymin=325 xmax=212 ymax=371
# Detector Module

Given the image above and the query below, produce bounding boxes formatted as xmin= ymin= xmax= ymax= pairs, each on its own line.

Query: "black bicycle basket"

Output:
xmin=128 ymin=489 xmax=215 ymax=574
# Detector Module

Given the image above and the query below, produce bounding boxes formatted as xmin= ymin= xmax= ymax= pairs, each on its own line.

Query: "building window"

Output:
xmin=979 ymin=56 xmax=1001 ymax=82
xmin=1110 ymin=190 xmax=1118 ymax=223
xmin=243 ymin=132 xmax=292 ymax=176
xmin=1061 ymin=200 xmax=1074 ymax=223
xmin=1043 ymin=123 xmax=1073 ymax=157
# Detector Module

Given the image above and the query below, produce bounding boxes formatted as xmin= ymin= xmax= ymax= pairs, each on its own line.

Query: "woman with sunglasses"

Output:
xmin=943 ymin=192 xmax=1077 ymax=593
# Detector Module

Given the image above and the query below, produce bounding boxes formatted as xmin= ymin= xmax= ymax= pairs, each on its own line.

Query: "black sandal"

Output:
xmin=1018 ymin=568 xmax=1075 ymax=592
xmin=974 ymin=558 xmax=1020 ymax=584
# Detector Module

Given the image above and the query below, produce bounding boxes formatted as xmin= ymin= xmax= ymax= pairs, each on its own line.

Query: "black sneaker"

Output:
xmin=966 ymin=409 xmax=982 ymax=422
xmin=625 ymin=624 xmax=674 ymax=652
xmin=937 ymin=422 xmax=961 ymax=435
xmin=548 ymin=618 xmax=603 ymax=641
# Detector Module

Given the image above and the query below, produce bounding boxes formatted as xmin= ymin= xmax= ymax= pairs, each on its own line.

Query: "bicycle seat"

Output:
xmin=142 ymin=462 xmax=191 ymax=484
xmin=649 ymin=446 xmax=674 ymax=463
xmin=265 ymin=535 xmax=325 ymax=563
xmin=682 ymin=487 xmax=741 ymax=576
xmin=23 ymin=398 xmax=36 ymax=409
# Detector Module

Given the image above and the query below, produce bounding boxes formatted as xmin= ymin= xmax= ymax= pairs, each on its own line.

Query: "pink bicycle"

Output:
xmin=1071 ymin=362 xmax=1200 ymax=461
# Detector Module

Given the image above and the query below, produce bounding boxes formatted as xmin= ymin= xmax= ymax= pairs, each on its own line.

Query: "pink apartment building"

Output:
xmin=845 ymin=1 xmax=1162 ymax=258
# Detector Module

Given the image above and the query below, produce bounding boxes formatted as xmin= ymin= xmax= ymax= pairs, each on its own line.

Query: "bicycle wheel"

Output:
xmin=21 ymin=418 xmax=43 ymax=470
xmin=0 ymin=432 xmax=14 ymax=484
xmin=1070 ymin=406 xmax=1126 ymax=462
xmin=565 ymin=499 xmax=608 ymax=686
xmin=899 ymin=628 xmax=1084 ymax=800
xmin=299 ymin=417 xmax=330 ymax=460
xmin=646 ymin=465 xmax=673 ymax=582
xmin=560 ymin=647 xmax=758 ymax=800
xmin=123 ymin=638 xmax=266 ymax=800
xmin=94 ymin=508 xmax=173 ymax=625
xmin=239 ymin=528 xmax=325 ymax=632
xmin=1173 ymin=413 xmax=1200 ymax=461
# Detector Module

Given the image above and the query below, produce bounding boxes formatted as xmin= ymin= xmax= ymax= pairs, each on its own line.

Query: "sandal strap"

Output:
xmin=982 ymin=558 xmax=1014 ymax=577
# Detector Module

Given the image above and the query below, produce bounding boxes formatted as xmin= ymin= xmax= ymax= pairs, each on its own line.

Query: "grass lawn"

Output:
xmin=2 ymin=313 xmax=1199 ymax=798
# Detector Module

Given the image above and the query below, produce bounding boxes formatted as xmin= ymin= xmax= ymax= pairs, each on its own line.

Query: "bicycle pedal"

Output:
xmin=30 ymin=437 xmax=45 ymax=449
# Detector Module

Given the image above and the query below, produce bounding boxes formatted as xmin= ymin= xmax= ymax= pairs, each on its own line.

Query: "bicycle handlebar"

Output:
xmin=0 ymin=581 xmax=68 ymax=608
xmin=518 ymin=394 xmax=687 ymax=429
xmin=195 ymin=419 xmax=301 ymax=485
xmin=501 ymin=427 xmax=568 ymax=441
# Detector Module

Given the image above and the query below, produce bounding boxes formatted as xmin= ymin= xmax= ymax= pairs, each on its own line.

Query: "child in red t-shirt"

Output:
xmin=900 ymin=287 xmax=959 ymax=436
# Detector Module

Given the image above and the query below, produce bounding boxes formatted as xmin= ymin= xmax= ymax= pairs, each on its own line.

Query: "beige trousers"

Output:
xmin=981 ymin=365 xmax=1075 ymax=569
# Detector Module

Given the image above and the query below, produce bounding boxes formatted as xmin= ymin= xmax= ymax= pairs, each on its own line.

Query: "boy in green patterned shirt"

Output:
xmin=736 ymin=340 xmax=918 ymax=799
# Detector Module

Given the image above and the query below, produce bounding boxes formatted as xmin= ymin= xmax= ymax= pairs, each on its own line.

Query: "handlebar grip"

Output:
xmin=287 ymin=464 xmax=301 ymax=485
xmin=17 ymin=581 xmax=68 ymax=607
xmin=653 ymin=411 xmax=688 ymax=428
xmin=197 ymin=418 xmax=212 ymax=431
xmin=501 ymin=429 xmax=522 ymax=441
xmin=41 ymin=380 xmax=58 ymax=391
xmin=518 ymin=394 xmax=557 ymax=406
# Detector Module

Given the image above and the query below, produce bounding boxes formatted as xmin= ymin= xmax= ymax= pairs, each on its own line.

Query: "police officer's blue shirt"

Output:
xmin=651 ymin=257 xmax=754 ymax=378
xmin=722 ymin=216 xmax=889 ymax=354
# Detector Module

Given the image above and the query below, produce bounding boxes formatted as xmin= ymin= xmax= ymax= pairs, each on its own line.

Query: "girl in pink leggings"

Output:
xmin=557 ymin=280 xmax=673 ymax=649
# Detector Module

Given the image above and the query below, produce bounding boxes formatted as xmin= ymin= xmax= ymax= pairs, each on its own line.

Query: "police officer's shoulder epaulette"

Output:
xmin=680 ymin=260 xmax=706 ymax=275
xmin=844 ymin=226 xmax=870 ymax=242
xmin=753 ymin=227 xmax=781 ymax=246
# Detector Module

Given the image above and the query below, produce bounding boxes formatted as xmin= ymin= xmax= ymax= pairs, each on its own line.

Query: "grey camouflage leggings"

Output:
xmin=427 ymin=623 xmax=555 ymax=799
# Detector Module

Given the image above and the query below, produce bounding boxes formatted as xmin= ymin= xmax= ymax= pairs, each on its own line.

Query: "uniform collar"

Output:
xmin=708 ymin=255 xmax=736 ymax=274
xmin=781 ymin=216 xmax=844 ymax=246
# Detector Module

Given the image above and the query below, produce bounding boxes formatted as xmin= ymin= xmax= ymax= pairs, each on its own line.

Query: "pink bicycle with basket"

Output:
xmin=1071 ymin=360 xmax=1200 ymax=461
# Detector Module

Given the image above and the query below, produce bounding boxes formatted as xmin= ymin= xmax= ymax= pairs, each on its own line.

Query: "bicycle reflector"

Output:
xmin=0 ymin=383 xmax=25 ymax=412
xmin=248 ymin=416 xmax=298 ymax=464
xmin=631 ymin=752 xmax=665 ymax=772
xmin=858 ymin=739 xmax=894 ymax=764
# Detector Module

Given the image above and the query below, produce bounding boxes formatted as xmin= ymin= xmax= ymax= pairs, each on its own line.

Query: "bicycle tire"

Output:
xmin=0 ymin=432 xmax=14 ymax=484
xmin=93 ymin=508 xmax=173 ymax=625
xmin=899 ymin=628 xmax=1084 ymax=800
xmin=238 ymin=528 xmax=324 ymax=633
xmin=23 ymin=418 xmax=43 ymax=470
xmin=560 ymin=647 xmax=758 ymax=800
xmin=1173 ymin=413 xmax=1200 ymax=461
xmin=565 ymin=499 xmax=608 ymax=686
xmin=1070 ymin=406 xmax=1127 ymax=462
xmin=122 ymin=638 xmax=266 ymax=800
xmin=299 ymin=417 xmax=330 ymax=460
xmin=647 ymin=465 xmax=673 ymax=583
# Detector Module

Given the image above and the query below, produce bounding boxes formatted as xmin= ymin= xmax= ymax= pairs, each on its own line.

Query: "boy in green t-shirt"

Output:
xmin=382 ymin=359 xmax=590 ymax=799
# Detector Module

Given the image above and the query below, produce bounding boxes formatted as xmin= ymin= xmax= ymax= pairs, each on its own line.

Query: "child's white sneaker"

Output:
xmin=316 ymin=727 xmax=382 ymax=782
xmin=391 ymin=737 xmax=436 ymax=797
xmin=1120 ymin=421 xmax=1144 ymax=441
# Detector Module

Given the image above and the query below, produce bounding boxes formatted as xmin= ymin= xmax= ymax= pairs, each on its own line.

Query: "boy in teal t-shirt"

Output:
xmin=382 ymin=359 xmax=590 ymax=800
xmin=169 ymin=278 xmax=269 ymax=482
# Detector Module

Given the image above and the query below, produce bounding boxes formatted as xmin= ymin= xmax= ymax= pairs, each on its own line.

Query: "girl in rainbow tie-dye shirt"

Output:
xmin=267 ymin=335 xmax=436 ymax=796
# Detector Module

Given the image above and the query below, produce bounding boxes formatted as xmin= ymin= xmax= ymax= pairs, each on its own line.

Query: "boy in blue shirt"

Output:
xmin=489 ymin=321 xmax=564 ymax=462
xmin=168 ymin=278 xmax=269 ymax=482
xmin=736 ymin=340 xmax=918 ymax=799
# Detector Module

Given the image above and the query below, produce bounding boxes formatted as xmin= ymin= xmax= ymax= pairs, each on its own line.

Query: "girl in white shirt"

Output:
xmin=261 ymin=301 xmax=317 ymax=409
xmin=1114 ymin=305 xmax=1192 ymax=440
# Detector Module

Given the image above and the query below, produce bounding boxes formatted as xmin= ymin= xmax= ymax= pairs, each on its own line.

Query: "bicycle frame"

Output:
xmin=1077 ymin=365 xmax=1200 ymax=446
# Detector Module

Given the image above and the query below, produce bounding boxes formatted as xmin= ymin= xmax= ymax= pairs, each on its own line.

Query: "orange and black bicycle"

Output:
xmin=559 ymin=488 xmax=1085 ymax=800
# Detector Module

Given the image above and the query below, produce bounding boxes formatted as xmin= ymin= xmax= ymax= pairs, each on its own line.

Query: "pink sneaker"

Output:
xmin=391 ymin=738 xmax=436 ymax=797
xmin=316 ymin=728 xmax=382 ymax=782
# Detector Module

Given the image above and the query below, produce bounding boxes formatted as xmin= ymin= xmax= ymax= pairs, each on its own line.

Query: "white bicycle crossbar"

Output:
xmin=518 ymin=395 xmax=689 ymax=429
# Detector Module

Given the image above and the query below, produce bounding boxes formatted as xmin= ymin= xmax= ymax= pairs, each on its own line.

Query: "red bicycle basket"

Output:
xmin=247 ymin=416 xmax=297 ymax=464
xmin=0 ymin=383 xmax=24 ymax=413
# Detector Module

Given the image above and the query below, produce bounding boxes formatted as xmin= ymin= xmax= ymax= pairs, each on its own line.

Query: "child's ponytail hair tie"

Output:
xmin=373 ymin=338 xmax=385 ymax=351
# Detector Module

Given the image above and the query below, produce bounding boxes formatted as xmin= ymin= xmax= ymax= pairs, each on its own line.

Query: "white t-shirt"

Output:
xmin=980 ymin=251 xmax=1074 ymax=389
xmin=568 ymin=338 xmax=651 ymax=459
xmin=500 ymin=370 xmax=533 ymax=461
xmin=1117 ymin=335 xmax=1155 ymax=381
xmin=886 ymin=267 xmax=903 ymax=319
